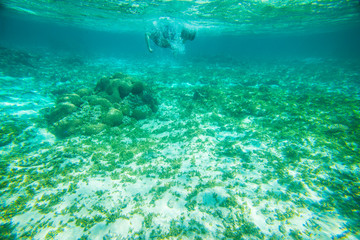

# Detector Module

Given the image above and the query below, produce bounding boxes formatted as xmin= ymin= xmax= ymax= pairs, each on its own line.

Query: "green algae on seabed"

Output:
xmin=0 ymin=52 xmax=360 ymax=239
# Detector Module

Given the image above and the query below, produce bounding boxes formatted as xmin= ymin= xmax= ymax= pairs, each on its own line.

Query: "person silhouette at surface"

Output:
xmin=145 ymin=17 xmax=196 ymax=53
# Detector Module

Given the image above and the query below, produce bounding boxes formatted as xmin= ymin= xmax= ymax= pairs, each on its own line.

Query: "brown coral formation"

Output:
xmin=45 ymin=72 xmax=157 ymax=138
xmin=95 ymin=73 xmax=144 ymax=101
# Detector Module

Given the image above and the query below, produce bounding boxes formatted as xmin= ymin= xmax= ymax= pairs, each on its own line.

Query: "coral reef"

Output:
xmin=45 ymin=73 xmax=157 ymax=138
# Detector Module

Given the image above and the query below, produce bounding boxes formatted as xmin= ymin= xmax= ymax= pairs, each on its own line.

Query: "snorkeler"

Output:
xmin=145 ymin=17 xmax=196 ymax=53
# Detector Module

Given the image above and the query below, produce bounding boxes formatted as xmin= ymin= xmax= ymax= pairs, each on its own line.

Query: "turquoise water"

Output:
xmin=1 ymin=1 xmax=360 ymax=239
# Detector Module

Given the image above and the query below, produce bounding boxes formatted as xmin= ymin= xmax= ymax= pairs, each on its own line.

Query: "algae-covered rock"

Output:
xmin=116 ymin=80 xmax=133 ymax=99
xmin=326 ymin=124 xmax=349 ymax=134
xmin=76 ymin=88 xmax=93 ymax=98
xmin=132 ymin=105 xmax=152 ymax=120
xmin=57 ymin=93 xmax=82 ymax=106
xmin=96 ymin=75 xmax=132 ymax=101
xmin=82 ymin=123 xmax=106 ymax=136
xmin=119 ymin=103 xmax=131 ymax=116
xmin=53 ymin=118 xmax=82 ymax=138
xmin=104 ymin=108 xmax=123 ymax=126
xmin=47 ymin=102 xmax=77 ymax=124
xmin=109 ymin=126 xmax=122 ymax=135
xmin=106 ymin=79 xmax=132 ymax=100
xmin=95 ymin=77 xmax=110 ymax=92
xmin=86 ymin=95 xmax=112 ymax=109
xmin=131 ymin=81 xmax=145 ymax=95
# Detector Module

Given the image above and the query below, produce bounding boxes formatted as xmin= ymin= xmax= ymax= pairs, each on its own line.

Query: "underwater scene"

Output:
xmin=1 ymin=1 xmax=360 ymax=239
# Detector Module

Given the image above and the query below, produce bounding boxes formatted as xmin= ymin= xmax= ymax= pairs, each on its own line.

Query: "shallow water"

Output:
xmin=1 ymin=1 xmax=360 ymax=240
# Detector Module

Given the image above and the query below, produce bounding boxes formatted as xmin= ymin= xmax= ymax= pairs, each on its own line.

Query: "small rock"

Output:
xmin=53 ymin=118 xmax=82 ymax=138
xmin=104 ymin=108 xmax=123 ymax=126
xmin=82 ymin=123 xmax=106 ymax=136
xmin=327 ymin=124 xmax=349 ymax=134
xmin=57 ymin=93 xmax=82 ymax=106
xmin=76 ymin=88 xmax=92 ymax=98
xmin=132 ymin=105 xmax=152 ymax=120
xmin=47 ymin=102 xmax=77 ymax=124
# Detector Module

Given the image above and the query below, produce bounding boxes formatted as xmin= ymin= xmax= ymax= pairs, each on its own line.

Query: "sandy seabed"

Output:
xmin=1 ymin=49 xmax=360 ymax=239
